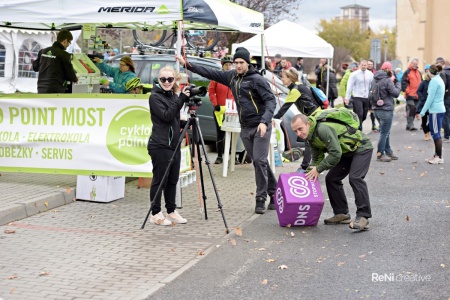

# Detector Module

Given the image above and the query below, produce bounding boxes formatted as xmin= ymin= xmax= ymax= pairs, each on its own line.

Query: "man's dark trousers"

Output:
xmin=325 ymin=148 xmax=373 ymax=218
xmin=352 ymin=97 xmax=369 ymax=130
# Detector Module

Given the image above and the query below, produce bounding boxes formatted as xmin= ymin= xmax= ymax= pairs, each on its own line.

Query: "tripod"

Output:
xmin=141 ymin=108 xmax=229 ymax=233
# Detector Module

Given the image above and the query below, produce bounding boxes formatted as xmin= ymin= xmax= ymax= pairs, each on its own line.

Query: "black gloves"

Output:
xmin=214 ymin=105 xmax=221 ymax=111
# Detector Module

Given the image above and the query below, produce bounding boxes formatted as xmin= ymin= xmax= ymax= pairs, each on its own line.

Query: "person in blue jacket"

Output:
xmin=93 ymin=56 xmax=136 ymax=93
xmin=417 ymin=64 xmax=446 ymax=164
xmin=416 ymin=64 xmax=431 ymax=141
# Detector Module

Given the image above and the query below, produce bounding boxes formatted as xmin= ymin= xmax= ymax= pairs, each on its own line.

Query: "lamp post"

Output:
xmin=383 ymin=35 xmax=388 ymax=63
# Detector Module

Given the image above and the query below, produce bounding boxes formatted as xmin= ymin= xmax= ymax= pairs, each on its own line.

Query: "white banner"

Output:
xmin=0 ymin=1 xmax=181 ymax=24
xmin=0 ymin=95 xmax=191 ymax=177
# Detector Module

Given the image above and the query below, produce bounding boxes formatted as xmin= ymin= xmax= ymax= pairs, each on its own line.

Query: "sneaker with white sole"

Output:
xmin=150 ymin=212 xmax=172 ymax=226
xmin=166 ymin=210 xmax=187 ymax=224
xmin=428 ymin=156 xmax=444 ymax=164
xmin=443 ymin=138 xmax=450 ymax=143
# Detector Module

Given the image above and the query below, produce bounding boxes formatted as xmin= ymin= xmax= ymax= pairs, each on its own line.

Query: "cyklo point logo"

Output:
xmin=288 ymin=176 xmax=311 ymax=198
xmin=106 ymin=106 xmax=151 ymax=165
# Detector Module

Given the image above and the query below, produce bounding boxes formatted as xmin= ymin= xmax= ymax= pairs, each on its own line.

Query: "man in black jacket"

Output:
xmin=32 ymin=29 xmax=78 ymax=93
xmin=177 ymin=47 xmax=277 ymax=214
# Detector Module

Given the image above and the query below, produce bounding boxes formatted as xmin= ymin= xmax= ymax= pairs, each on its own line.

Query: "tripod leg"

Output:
xmin=192 ymin=117 xmax=229 ymax=233
xmin=194 ymin=128 xmax=208 ymax=220
xmin=141 ymin=118 xmax=192 ymax=229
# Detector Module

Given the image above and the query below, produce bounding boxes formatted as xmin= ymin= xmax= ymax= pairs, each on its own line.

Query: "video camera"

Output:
xmin=184 ymin=84 xmax=207 ymax=109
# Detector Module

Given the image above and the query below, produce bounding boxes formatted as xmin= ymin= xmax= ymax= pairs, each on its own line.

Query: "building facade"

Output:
xmin=337 ymin=4 xmax=370 ymax=30
xmin=396 ymin=0 xmax=450 ymax=68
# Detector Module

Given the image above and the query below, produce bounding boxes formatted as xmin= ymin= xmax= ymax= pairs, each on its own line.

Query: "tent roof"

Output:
xmin=0 ymin=0 xmax=264 ymax=34
xmin=232 ymin=20 xmax=334 ymax=58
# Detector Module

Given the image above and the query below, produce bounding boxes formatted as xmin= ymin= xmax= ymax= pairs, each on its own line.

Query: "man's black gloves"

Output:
xmin=214 ymin=105 xmax=221 ymax=111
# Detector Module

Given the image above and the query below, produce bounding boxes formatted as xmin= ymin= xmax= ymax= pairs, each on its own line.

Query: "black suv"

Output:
xmin=108 ymin=53 xmax=304 ymax=149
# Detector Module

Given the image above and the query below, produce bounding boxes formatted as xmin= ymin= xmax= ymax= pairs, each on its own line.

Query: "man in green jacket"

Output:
xmin=290 ymin=113 xmax=373 ymax=231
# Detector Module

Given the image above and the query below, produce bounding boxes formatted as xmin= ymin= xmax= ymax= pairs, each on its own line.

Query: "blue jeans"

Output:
xmin=374 ymin=110 xmax=394 ymax=155
xmin=442 ymin=98 xmax=450 ymax=139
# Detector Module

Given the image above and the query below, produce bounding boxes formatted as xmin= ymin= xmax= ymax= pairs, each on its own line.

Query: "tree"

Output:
xmin=317 ymin=19 xmax=370 ymax=67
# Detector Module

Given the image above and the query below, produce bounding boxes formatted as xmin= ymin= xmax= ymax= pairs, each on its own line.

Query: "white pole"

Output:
xmin=261 ymin=34 xmax=265 ymax=70
xmin=175 ymin=20 xmax=182 ymax=72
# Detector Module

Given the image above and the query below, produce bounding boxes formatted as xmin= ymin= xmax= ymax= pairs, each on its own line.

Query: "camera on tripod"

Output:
xmin=184 ymin=84 xmax=207 ymax=108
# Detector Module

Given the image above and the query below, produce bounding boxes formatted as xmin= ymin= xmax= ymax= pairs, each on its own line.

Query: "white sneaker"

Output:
xmin=425 ymin=156 xmax=435 ymax=162
xmin=166 ymin=210 xmax=187 ymax=224
xmin=428 ymin=156 xmax=444 ymax=164
xmin=443 ymin=138 xmax=450 ymax=143
xmin=150 ymin=212 xmax=171 ymax=226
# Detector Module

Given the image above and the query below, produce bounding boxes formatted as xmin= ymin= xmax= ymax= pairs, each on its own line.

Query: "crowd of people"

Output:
xmin=32 ymin=34 xmax=449 ymax=230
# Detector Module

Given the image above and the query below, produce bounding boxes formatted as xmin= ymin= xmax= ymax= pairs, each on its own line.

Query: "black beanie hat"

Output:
xmin=233 ymin=47 xmax=251 ymax=64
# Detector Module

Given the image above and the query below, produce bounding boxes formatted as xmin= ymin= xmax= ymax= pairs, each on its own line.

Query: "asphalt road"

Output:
xmin=148 ymin=110 xmax=450 ymax=300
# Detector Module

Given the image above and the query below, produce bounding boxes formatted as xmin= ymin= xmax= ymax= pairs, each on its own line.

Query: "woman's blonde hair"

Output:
xmin=158 ymin=65 xmax=181 ymax=93
xmin=282 ymin=67 xmax=299 ymax=83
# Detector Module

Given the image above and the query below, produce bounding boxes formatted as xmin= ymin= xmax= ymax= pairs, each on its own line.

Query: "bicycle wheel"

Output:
xmin=185 ymin=30 xmax=220 ymax=51
xmin=132 ymin=29 xmax=167 ymax=47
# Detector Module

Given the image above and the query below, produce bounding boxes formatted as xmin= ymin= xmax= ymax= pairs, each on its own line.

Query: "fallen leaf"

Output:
xmin=379 ymin=172 xmax=385 ymax=175
xmin=278 ymin=265 xmax=288 ymax=269
xmin=406 ymin=215 xmax=410 ymax=221
xmin=4 ymin=229 xmax=16 ymax=234
xmin=44 ymin=202 xmax=48 ymax=208
xmin=266 ymin=259 xmax=276 ymax=263
xmin=197 ymin=251 xmax=205 ymax=256
xmin=440 ymin=263 xmax=446 ymax=268
xmin=262 ymin=279 xmax=268 ymax=284
xmin=258 ymin=248 xmax=266 ymax=251
xmin=398 ymin=169 xmax=403 ymax=172
xmin=8 ymin=275 xmax=17 ymax=279
xmin=170 ymin=222 xmax=177 ymax=227
xmin=10 ymin=288 xmax=15 ymax=294
xmin=233 ymin=227 xmax=243 ymax=236
xmin=39 ymin=271 xmax=50 ymax=276
xmin=338 ymin=262 xmax=345 ymax=266
xmin=66 ymin=187 xmax=71 ymax=194
xmin=358 ymin=255 xmax=366 ymax=259
xmin=290 ymin=232 xmax=295 ymax=237
xmin=171 ymin=249 xmax=176 ymax=252
xmin=286 ymin=224 xmax=292 ymax=228
xmin=112 ymin=205 xmax=117 ymax=208
xmin=420 ymin=171 xmax=427 ymax=177
xmin=230 ymin=238 xmax=237 ymax=246
xmin=250 ymin=192 xmax=254 ymax=195
xmin=72 ymin=198 xmax=77 ymax=202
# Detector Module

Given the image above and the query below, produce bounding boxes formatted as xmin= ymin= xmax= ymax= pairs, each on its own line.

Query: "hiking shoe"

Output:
xmin=409 ymin=127 xmax=418 ymax=131
xmin=424 ymin=132 xmax=431 ymax=141
xmin=444 ymin=138 xmax=450 ymax=143
xmin=428 ymin=156 xmax=444 ymax=164
xmin=150 ymin=212 xmax=172 ymax=226
xmin=255 ymin=197 xmax=266 ymax=214
xmin=324 ymin=213 xmax=351 ymax=225
xmin=267 ymin=195 xmax=276 ymax=210
xmin=214 ymin=157 xmax=223 ymax=164
xmin=372 ymin=126 xmax=379 ymax=133
xmin=377 ymin=154 xmax=392 ymax=162
xmin=166 ymin=210 xmax=187 ymax=224
xmin=349 ymin=216 xmax=369 ymax=230
xmin=386 ymin=153 xmax=398 ymax=160
xmin=424 ymin=156 xmax=435 ymax=163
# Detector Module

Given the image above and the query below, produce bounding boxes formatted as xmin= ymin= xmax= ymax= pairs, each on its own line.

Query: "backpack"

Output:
xmin=310 ymin=107 xmax=362 ymax=153
xmin=368 ymin=80 xmax=383 ymax=107
xmin=310 ymin=87 xmax=327 ymax=109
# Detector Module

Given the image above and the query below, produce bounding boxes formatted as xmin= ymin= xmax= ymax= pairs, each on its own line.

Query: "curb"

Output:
xmin=136 ymin=211 xmax=263 ymax=300
xmin=0 ymin=188 xmax=76 ymax=226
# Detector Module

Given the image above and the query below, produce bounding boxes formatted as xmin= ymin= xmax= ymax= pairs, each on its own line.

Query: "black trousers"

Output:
xmin=213 ymin=112 xmax=226 ymax=157
xmin=148 ymin=148 xmax=181 ymax=215
xmin=352 ymin=97 xmax=369 ymax=130
xmin=325 ymin=148 xmax=373 ymax=218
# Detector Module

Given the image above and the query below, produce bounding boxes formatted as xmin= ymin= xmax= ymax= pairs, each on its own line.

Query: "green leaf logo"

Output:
xmin=155 ymin=5 xmax=170 ymax=14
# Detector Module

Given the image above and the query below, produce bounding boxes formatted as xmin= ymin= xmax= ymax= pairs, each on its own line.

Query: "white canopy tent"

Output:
xmin=0 ymin=0 xmax=264 ymax=93
xmin=0 ymin=0 xmax=263 ymax=34
xmin=232 ymin=20 xmax=334 ymax=58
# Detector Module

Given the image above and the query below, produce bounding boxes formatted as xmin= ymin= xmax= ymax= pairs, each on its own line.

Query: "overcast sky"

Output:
xmin=296 ymin=0 xmax=396 ymax=32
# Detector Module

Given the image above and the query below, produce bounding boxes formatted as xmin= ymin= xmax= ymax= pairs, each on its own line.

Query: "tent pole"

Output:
xmin=260 ymin=34 xmax=264 ymax=70
xmin=175 ymin=20 xmax=182 ymax=72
